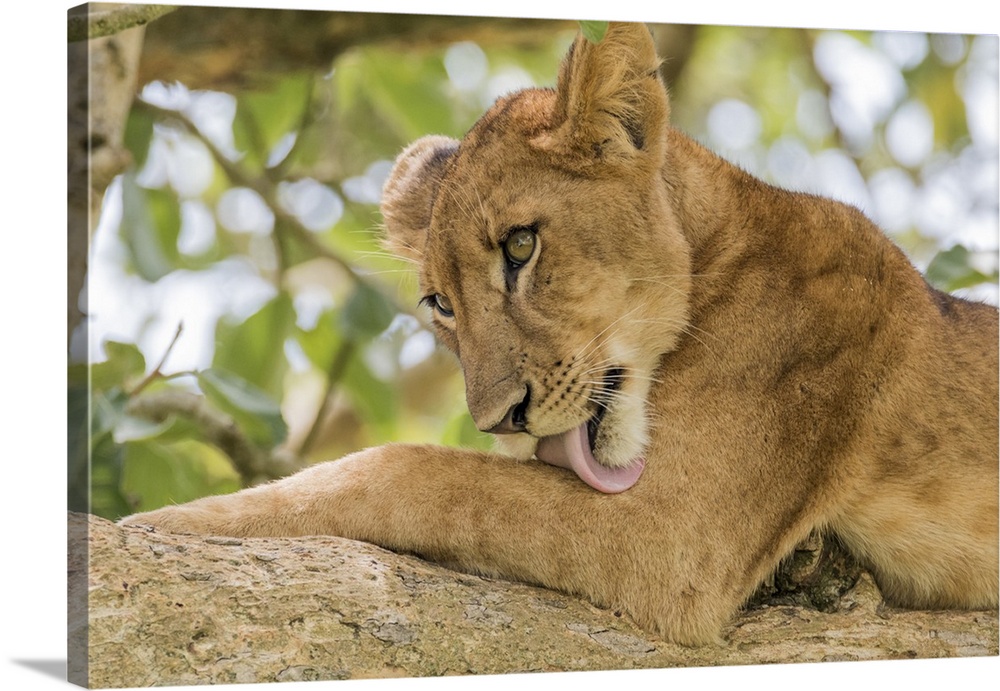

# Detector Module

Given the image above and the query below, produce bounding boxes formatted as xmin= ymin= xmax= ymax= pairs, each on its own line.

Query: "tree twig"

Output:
xmin=126 ymin=323 xmax=184 ymax=398
xmin=68 ymin=4 xmax=178 ymax=43
xmin=298 ymin=339 xmax=356 ymax=457
xmin=132 ymin=97 xmax=417 ymax=318
xmin=126 ymin=390 xmax=299 ymax=484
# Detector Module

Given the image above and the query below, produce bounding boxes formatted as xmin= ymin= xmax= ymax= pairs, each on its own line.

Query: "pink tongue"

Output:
xmin=535 ymin=424 xmax=645 ymax=493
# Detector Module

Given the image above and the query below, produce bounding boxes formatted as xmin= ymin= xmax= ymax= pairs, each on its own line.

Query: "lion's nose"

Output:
xmin=485 ymin=387 xmax=530 ymax=434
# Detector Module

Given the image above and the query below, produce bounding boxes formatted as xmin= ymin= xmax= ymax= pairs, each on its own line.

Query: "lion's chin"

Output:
xmin=492 ymin=432 xmax=538 ymax=461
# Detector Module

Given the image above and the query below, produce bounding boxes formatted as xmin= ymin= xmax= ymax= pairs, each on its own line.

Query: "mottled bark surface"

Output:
xmin=72 ymin=512 xmax=997 ymax=688
xmin=67 ymin=4 xmax=147 ymax=351
xmin=138 ymin=8 xmax=572 ymax=91
xmin=137 ymin=7 xmax=696 ymax=93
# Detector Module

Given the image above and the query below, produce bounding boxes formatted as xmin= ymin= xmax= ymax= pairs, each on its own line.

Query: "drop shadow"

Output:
xmin=10 ymin=659 xmax=67 ymax=682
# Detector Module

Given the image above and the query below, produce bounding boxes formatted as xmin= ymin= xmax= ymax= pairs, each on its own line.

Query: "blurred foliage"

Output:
xmin=72 ymin=17 xmax=998 ymax=520
xmin=668 ymin=25 xmax=998 ymax=287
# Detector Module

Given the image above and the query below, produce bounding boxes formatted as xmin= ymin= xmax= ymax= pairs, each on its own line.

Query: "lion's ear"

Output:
xmin=535 ymin=22 xmax=669 ymax=168
xmin=380 ymin=135 xmax=460 ymax=263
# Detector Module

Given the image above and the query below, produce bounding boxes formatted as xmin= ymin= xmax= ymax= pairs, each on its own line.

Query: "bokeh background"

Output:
xmin=69 ymin=9 xmax=999 ymax=520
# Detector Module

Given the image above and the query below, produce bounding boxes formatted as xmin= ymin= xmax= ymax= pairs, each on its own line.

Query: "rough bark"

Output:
xmin=72 ymin=512 xmax=998 ymax=688
xmin=137 ymin=9 xmax=570 ymax=91
xmin=68 ymin=3 xmax=177 ymax=42
xmin=137 ymin=8 xmax=696 ymax=92
xmin=67 ymin=4 xmax=148 ymax=352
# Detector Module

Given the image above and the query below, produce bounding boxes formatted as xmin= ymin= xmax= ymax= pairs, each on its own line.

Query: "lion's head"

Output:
xmin=381 ymin=23 xmax=692 ymax=492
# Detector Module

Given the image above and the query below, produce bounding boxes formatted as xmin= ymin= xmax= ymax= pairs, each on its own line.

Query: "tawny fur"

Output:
xmin=123 ymin=23 xmax=998 ymax=645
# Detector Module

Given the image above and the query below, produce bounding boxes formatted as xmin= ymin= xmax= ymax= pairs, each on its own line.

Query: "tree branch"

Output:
xmin=125 ymin=322 xmax=184 ymax=397
xmin=297 ymin=339 xmax=356 ymax=457
xmin=68 ymin=4 xmax=178 ymax=43
xmin=137 ymin=9 xmax=574 ymax=90
xmin=75 ymin=511 xmax=998 ymax=688
xmin=132 ymin=98 xmax=413 ymax=312
xmin=125 ymin=390 xmax=298 ymax=484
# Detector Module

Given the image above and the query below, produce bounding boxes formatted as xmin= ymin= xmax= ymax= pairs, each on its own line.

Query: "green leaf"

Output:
xmin=213 ymin=292 xmax=294 ymax=397
xmin=295 ymin=308 xmax=345 ymax=372
xmin=90 ymin=433 xmax=132 ymax=520
xmin=112 ymin=415 xmax=174 ymax=444
xmin=86 ymin=388 xmax=134 ymax=519
xmin=340 ymin=282 xmax=396 ymax=341
xmin=197 ymin=367 xmax=288 ymax=448
xmin=342 ymin=351 xmax=398 ymax=435
xmin=910 ymin=63 xmax=970 ymax=148
xmin=579 ymin=21 xmax=609 ymax=43
xmin=357 ymin=49 xmax=456 ymax=141
xmin=232 ymin=73 xmax=313 ymax=171
xmin=123 ymin=108 xmax=155 ymax=171
xmin=925 ymin=244 xmax=996 ymax=292
xmin=111 ymin=412 xmax=200 ymax=446
xmin=91 ymin=340 xmax=147 ymax=391
xmin=296 ymin=304 xmax=398 ymax=435
xmin=120 ymin=439 xmax=241 ymax=514
xmin=295 ymin=306 xmax=398 ymax=437
xmin=92 ymin=388 xmax=129 ymax=438
xmin=119 ymin=172 xmax=182 ymax=281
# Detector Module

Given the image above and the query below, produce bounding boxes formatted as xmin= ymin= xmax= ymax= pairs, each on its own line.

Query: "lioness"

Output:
xmin=122 ymin=22 xmax=999 ymax=645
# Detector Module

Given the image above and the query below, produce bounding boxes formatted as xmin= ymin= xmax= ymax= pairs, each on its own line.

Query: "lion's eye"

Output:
xmin=419 ymin=293 xmax=455 ymax=318
xmin=503 ymin=227 xmax=536 ymax=266
xmin=433 ymin=293 xmax=454 ymax=317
